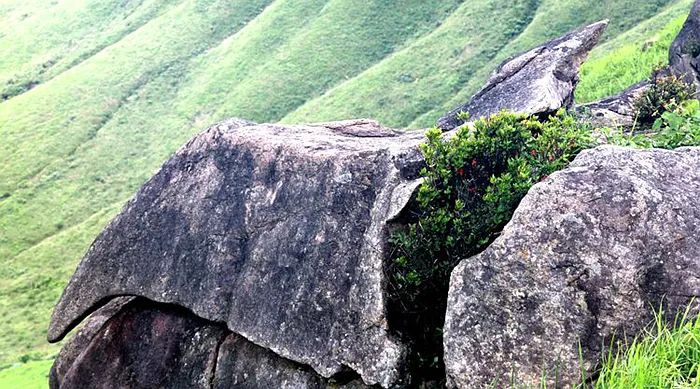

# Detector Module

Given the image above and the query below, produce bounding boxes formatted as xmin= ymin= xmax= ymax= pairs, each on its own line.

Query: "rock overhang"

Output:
xmin=48 ymin=118 xmax=426 ymax=387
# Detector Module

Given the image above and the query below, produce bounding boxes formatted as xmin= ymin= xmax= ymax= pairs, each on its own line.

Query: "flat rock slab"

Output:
xmin=437 ymin=20 xmax=608 ymax=130
xmin=48 ymin=118 xmax=425 ymax=387
xmin=444 ymin=146 xmax=700 ymax=387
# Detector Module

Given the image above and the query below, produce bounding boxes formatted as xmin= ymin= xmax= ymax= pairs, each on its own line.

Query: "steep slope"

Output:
xmin=576 ymin=0 xmax=693 ymax=102
xmin=0 ymin=0 xmax=276 ymax=365
xmin=0 ymin=0 xmax=695 ymax=380
xmin=0 ymin=0 xmax=181 ymax=100
xmin=281 ymin=0 xmax=542 ymax=127
xmin=409 ymin=0 xmax=688 ymax=128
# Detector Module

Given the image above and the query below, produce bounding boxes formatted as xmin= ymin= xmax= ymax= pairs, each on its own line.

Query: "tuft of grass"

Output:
xmin=593 ymin=307 xmax=700 ymax=388
xmin=603 ymin=98 xmax=700 ymax=149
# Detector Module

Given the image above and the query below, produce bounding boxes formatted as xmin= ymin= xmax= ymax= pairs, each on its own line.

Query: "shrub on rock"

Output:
xmin=388 ymin=110 xmax=592 ymax=379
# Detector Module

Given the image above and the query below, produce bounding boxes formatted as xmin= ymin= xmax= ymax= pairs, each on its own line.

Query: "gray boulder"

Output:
xmin=437 ymin=20 xmax=608 ymax=130
xmin=51 ymin=298 xmax=367 ymax=389
xmin=670 ymin=0 xmax=700 ymax=90
xmin=444 ymin=146 xmax=700 ymax=388
xmin=49 ymin=297 xmax=136 ymax=388
xmin=48 ymin=118 xmax=426 ymax=387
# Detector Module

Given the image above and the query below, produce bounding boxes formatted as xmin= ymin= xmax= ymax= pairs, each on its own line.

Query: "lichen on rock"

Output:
xmin=444 ymin=146 xmax=700 ymax=388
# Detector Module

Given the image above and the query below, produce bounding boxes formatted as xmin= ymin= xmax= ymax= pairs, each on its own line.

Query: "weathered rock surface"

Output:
xmin=670 ymin=0 xmax=700 ymax=90
xmin=48 ymin=118 xmax=426 ymax=387
xmin=51 ymin=298 xmax=368 ymax=389
xmin=437 ymin=20 xmax=608 ymax=130
xmin=212 ymin=331 xmax=368 ymax=389
xmin=49 ymin=297 xmax=136 ymax=387
xmin=577 ymin=82 xmax=649 ymax=128
xmin=53 ymin=299 xmax=227 ymax=389
xmin=444 ymin=146 xmax=700 ymax=388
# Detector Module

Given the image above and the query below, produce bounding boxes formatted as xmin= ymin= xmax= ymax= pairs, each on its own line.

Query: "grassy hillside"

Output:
xmin=0 ymin=0 xmax=694 ymax=386
xmin=577 ymin=0 xmax=693 ymax=102
xmin=285 ymin=0 xmax=693 ymax=127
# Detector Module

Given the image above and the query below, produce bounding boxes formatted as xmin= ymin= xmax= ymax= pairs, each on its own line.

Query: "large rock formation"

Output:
xmin=48 ymin=5 xmax=700 ymax=388
xmin=444 ymin=146 xmax=700 ymax=388
xmin=48 ymin=118 xmax=427 ymax=387
xmin=670 ymin=0 xmax=700 ymax=90
xmin=51 ymin=298 xmax=367 ymax=389
xmin=437 ymin=20 xmax=608 ymax=131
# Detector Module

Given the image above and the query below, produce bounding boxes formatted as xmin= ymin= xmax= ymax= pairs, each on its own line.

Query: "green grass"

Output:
xmin=0 ymin=0 xmax=696 ymax=382
xmin=285 ymin=0 xmax=689 ymax=128
xmin=409 ymin=0 xmax=691 ymax=128
xmin=593 ymin=308 xmax=700 ymax=388
xmin=0 ymin=360 xmax=52 ymax=389
xmin=576 ymin=0 xmax=693 ymax=102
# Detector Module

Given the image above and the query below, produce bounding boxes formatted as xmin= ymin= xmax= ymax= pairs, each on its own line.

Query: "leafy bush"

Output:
xmin=605 ymin=99 xmax=700 ymax=149
xmin=633 ymin=66 xmax=695 ymax=125
xmin=387 ymin=110 xmax=593 ymax=379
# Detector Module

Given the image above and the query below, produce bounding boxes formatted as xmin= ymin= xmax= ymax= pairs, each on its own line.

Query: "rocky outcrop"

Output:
xmin=53 ymin=300 xmax=227 ymax=389
xmin=670 ymin=0 xmax=700 ymax=90
xmin=48 ymin=5 xmax=700 ymax=388
xmin=48 ymin=118 xmax=426 ymax=387
xmin=577 ymin=82 xmax=649 ymax=128
xmin=444 ymin=146 xmax=700 ymax=388
xmin=437 ymin=20 xmax=608 ymax=131
xmin=50 ymin=298 xmax=367 ymax=389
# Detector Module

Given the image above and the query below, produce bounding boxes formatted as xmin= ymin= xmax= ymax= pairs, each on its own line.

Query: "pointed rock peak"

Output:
xmin=437 ymin=20 xmax=608 ymax=131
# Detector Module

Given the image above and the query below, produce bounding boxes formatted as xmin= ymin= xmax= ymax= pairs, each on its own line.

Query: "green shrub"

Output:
xmin=605 ymin=99 xmax=700 ymax=149
xmin=387 ymin=110 xmax=593 ymax=379
xmin=633 ymin=67 xmax=696 ymax=125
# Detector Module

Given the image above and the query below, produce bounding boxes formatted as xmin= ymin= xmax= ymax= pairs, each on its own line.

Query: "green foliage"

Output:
xmin=388 ymin=110 xmax=592 ymax=377
xmin=604 ymin=99 xmax=700 ymax=149
xmin=592 ymin=306 xmax=700 ymax=388
xmin=634 ymin=69 xmax=696 ymax=124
